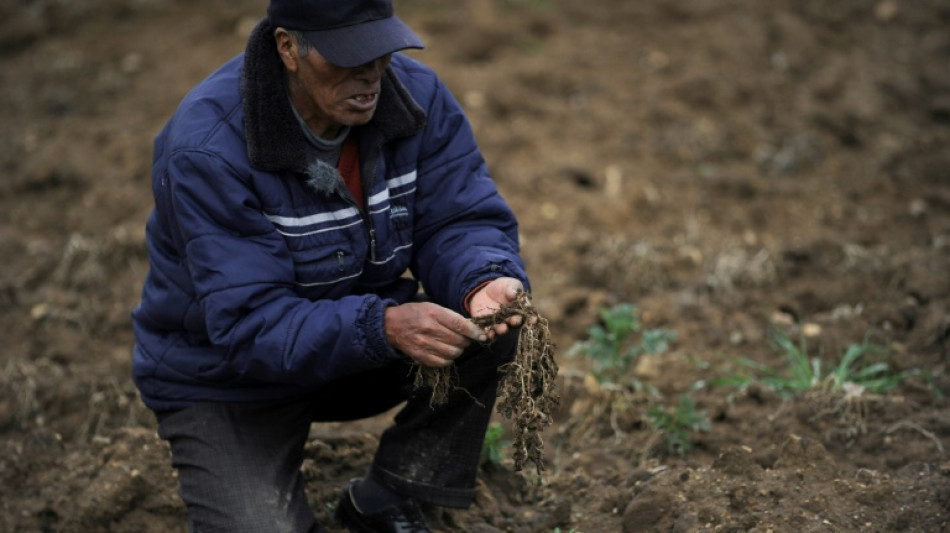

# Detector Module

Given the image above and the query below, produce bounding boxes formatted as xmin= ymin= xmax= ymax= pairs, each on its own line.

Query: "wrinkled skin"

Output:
xmin=385 ymin=277 xmax=526 ymax=367
xmin=275 ymin=27 xmax=391 ymax=139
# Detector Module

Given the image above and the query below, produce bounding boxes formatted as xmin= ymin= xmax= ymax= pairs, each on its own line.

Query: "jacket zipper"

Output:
xmin=338 ymin=133 xmax=379 ymax=264
xmin=367 ymin=227 xmax=377 ymax=263
xmin=339 ymin=186 xmax=377 ymax=264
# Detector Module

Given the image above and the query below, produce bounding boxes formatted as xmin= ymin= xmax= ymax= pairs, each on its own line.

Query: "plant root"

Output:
xmin=414 ymin=291 xmax=560 ymax=473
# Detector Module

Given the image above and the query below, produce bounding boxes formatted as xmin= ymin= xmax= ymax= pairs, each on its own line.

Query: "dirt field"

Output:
xmin=2 ymin=0 xmax=950 ymax=531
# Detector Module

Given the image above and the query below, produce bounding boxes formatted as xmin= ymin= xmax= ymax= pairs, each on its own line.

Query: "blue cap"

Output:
xmin=267 ymin=0 xmax=424 ymax=68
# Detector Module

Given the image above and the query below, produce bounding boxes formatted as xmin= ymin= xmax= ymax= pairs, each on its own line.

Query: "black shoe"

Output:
xmin=335 ymin=478 xmax=431 ymax=533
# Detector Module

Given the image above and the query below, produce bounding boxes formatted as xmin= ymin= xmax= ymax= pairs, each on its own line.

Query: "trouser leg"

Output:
xmin=156 ymin=401 xmax=320 ymax=533
xmin=156 ymin=361 xmax=419 ymax=532
xmin=369 ymin=331 xmax=519 ymax=508
xmin=156 ymin=332 xmax=518 ymax=529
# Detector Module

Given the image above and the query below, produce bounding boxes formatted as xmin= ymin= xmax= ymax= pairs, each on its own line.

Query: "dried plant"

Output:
xmin=415 ymin=291 xmax=559 ymax=473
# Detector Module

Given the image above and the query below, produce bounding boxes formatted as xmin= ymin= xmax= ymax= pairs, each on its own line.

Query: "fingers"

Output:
xmin=488 ymin=277 xmax=523 ymax=304
xmin=488 ymin=322 xmax=508 ymax=339
xmin=440 ymin=312 xmax=488 ymax=343
xmin=470 ymin=277 xmax=534 ymax=340
xmin=505 ymin=280 xmax=522 ymax=300
xmin=412 ymin=340 xmax=466 ymax=368
xmin=470 ymin=277 xmax=525 ymax=318
xmin=384 ymin=284 xmax=534 ymax=367
xmin=385 ymin=302 xmax=486 ymax=368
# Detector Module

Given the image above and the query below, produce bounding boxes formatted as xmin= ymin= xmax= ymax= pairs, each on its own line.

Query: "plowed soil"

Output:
xmin=2 ymin=1 xmax=949 ymax=532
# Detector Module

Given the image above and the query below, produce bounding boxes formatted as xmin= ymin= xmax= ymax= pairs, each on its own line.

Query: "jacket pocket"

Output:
xmin=290 ymin=243 xmax=363 ymax=288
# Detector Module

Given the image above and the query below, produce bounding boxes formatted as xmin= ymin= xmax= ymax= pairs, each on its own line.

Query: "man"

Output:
xmin=131 ymin=1 xmax=531 ymax=531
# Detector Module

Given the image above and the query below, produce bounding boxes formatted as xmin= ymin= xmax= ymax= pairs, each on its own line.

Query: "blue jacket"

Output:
xmin=132 ymin=20 xmax=528 ymax=411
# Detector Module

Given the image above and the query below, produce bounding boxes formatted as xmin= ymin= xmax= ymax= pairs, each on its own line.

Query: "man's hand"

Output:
xmin=384 ymin=302 xmax=487 ymax=368
xmin=468 ymin=277 xmax=529 ymax=340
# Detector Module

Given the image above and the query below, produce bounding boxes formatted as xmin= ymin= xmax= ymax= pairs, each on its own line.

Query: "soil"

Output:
xmin=2 ymin=0 xmax=950 ymax=532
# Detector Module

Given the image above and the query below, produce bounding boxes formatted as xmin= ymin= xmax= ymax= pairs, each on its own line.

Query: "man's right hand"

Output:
xmin=384 ymin=302 xmax=487 ymax=367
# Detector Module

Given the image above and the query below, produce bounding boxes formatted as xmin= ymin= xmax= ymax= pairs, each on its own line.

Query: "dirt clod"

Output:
xmin=2 ymin=1 xmax=950 ymax=531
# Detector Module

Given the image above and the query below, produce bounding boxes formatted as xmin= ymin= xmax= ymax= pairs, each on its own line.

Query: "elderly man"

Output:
xmin=131 ymin=0 xmax=531 ymax=531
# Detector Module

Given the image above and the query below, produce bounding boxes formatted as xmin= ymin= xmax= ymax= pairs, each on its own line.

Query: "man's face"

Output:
xmin=282 ymin=32 xmax=392 ymax=138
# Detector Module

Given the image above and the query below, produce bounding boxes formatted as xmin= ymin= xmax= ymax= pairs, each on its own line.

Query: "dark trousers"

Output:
xmin=156 ymin=333 xmax=517 ymax=533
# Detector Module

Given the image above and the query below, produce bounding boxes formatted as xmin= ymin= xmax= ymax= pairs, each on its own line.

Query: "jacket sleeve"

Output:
xmin=408 ymin=76 xmax=530 ymax=314
xmin=163 ymin=149 xmax=398 ymax=387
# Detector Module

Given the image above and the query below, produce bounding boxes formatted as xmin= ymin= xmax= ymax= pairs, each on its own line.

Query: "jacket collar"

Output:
xmin=241 ymin=18 xmax=427 ymax=173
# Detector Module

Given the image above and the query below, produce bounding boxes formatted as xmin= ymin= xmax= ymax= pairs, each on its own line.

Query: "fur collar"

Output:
xmin=241 ymin=18 xmax=427 ymax=173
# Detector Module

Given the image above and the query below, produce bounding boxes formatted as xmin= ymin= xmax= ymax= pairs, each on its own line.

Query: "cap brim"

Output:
xmin=303 ymin=15 xmax=424 ymax=68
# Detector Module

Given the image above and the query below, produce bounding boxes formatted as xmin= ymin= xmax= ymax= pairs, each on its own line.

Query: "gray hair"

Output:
xmin=287 ymin=30 xmax=311 ymax=56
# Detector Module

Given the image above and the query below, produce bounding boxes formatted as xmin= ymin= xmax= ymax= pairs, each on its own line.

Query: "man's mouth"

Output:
xmin=348 ymin=92 xmax=378 ymax=111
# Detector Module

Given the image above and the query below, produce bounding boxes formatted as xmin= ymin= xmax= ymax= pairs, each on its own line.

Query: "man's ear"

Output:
xmin=273 ymin=28 xmax=299 ymax=72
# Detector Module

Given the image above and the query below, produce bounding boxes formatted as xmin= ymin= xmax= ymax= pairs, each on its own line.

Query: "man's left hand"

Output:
xmin=468 ymin=277 xmax=529 ymax=340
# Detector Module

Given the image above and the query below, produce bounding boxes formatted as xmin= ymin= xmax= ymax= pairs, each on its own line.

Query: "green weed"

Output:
xmin=480 ymin=422 xmax=509 ymax=468
xmin=568 ymin=303 xmax=676 ymax=389
xmin=646 ymin=395 xmax=710 ymax=456
xmin=713 ymin=328 xmax=926 ymax=397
